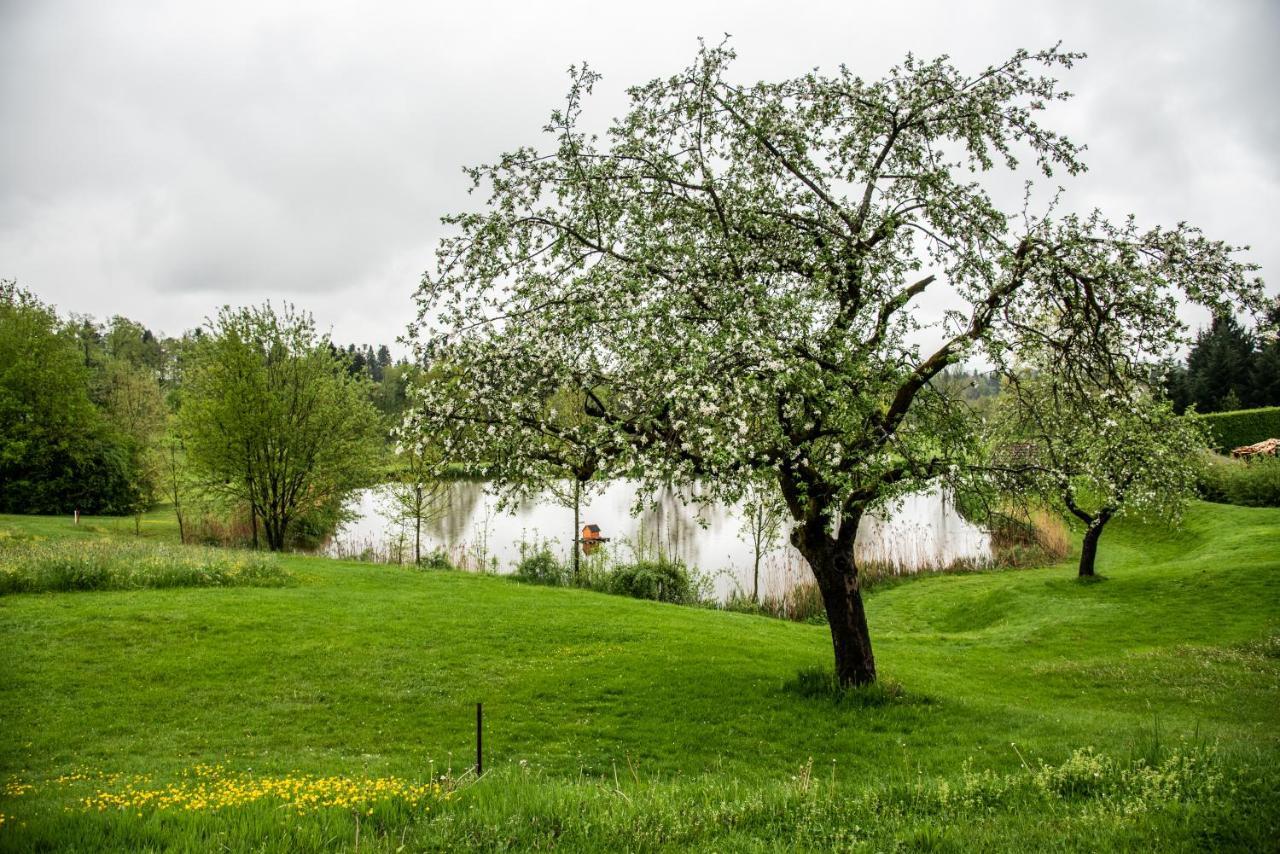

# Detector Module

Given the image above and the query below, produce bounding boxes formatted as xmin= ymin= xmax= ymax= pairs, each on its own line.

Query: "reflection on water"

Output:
xmin=326 ymin=480 xmax=991 ymax=601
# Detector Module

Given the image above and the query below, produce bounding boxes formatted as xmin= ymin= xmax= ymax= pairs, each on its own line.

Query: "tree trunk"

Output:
xmin=793 ymin=521 xmax=876 ymax=686
xmin=413 ymin=484 xmax=422 ymax=565
xmin=572 ymin=479 xmax=581 ymax=582
xmin=263 ymin=513 xmax=287 ymax=552
xmin=1077 ymin=511 xmax=1112 ymax=578
xmin=752 ymin=505 xmax=762 ymax=603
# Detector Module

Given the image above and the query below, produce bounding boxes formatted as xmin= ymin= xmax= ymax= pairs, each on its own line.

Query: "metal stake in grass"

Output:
xmin=475 ymin=702 xmax=483 ymax=777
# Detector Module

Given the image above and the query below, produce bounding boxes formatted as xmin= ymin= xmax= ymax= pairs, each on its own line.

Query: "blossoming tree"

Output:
xmin=993 ymin=365 xmax=1208 ymax=578
xmin=408 ymin=43 xmax=1261 ymax=685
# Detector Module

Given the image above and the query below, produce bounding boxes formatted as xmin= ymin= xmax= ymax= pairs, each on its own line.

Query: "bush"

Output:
xmin=416 ymin=548 xmax=455 ymax=572
xmin=1197 ymin=406 xmax=1280 ymax=452
xmin=1196 ymin=453 xmax=1235 ymax=503
xmin=286 ymin=495 xmax=351 ymax=550
xmin=513 ymin=543 xmax=569 ymax=586
xmin=606 ymin=557 xmax=709 ymax=605
xmin=1197 ymin=453 xmax=1280 ymax=507
xmin=1224 ymin=457 xmax=1280 ymax=507
xmin=0 ymin=537 xmax=291 ymax=594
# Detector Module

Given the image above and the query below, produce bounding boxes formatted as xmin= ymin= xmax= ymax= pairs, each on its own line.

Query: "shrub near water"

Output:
xmin=513 ymin=542 xmax=570 ymax=586
xmin=606 ymin=557 xmax=709 ymax=605
xmin=0 ymin=537 xmax=290 ymax=594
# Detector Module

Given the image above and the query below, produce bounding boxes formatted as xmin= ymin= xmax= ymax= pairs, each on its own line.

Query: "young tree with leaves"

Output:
xmin=156 ymin=425 xmax=192 ymax=543
xmin=738 ymin=478 xmax=786 ymax=602
xmin=994 ymin=368 xmax=1206 ymax=577
xmin=408 ymin=44 xmax=1262 ymax=685
xmin=386 ymin=410 xmax=452 ymax=565
xmin=100 ymin=357 xmax=168 ymax=533
xmin=180 ymin=304 xmax=381 ymax=551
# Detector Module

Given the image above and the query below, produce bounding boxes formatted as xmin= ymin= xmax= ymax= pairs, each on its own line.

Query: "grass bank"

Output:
xmin=0 ymin=501 xmax=1276 ymax=850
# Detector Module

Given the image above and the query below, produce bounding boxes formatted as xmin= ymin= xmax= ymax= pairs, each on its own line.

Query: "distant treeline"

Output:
xmin=1 ymin=281 xmax=419 ymax=528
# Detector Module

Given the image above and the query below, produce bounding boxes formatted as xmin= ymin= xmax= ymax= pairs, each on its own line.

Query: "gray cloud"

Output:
xmin=1 ymin=0 xmax=1275 ymax=346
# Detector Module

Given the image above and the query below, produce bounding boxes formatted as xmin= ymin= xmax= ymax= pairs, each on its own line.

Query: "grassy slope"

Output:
xmin=0 ymin=502 xmax=1277 ymax=850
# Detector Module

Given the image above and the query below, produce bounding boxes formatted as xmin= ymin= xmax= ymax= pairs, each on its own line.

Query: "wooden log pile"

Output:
xmin=1230 ymin=438 xmax=1280 ymax=459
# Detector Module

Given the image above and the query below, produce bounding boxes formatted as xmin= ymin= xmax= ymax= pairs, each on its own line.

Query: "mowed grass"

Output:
xmin=0 ymin=502 xmax=1277 ymax=851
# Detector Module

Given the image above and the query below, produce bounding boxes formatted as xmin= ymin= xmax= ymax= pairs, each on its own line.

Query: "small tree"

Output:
xmin=738 ymin=478 xmax=786 ymax=602
xmin=157 ymin=425 xmax=192 ymax=543
xmin=994 ymin=368 xmax=1207 ymax=577
xmin=101 ymin=357 xmax=167 ymax=533
xmin=180 ymin=304 xmax=380 ymax=551
xmin=387 ymin=412 xmax=452 ymax=565
xmin=413 ymin=371 xmax=604 ymax=578
xmin=539 ymin=388 xmax=606 ymax=580
xmin=409 ymin=44 xmax=1262 ymax=685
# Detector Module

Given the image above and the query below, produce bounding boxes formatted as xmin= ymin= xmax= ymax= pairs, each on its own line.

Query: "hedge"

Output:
xmin=1196 ymin=406 xmax=1280 ymax=452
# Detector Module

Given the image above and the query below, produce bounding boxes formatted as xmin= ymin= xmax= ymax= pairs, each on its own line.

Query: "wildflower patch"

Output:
xmin=71 ymin=764 xmax=453 ymax=816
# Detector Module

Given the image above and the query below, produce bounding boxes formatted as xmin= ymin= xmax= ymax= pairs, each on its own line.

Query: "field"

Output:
xmin=0 ymin=502 xmax=1277 ymax=851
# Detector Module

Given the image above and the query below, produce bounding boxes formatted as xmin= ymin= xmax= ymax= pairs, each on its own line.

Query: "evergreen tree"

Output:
xmin=1183 ymin=314 xmax=1257 ymax=412
xmin=1250 ymin=298 xmax=1280 ymax=408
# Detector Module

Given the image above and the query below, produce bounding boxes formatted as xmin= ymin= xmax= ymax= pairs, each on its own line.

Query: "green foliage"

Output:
xmin=1197 ymin=453 xmax=1280 ymax=507
xmin=606 ymin=557 xmax=709 ymax=605
xmin=1197 ymin=405 xmax=1280 ymax=451
xmin=1225 ymin=458 xmax=1280 ymax=507
xmin=415 ymin=548 xmax=454 ymax=571
xmin=98 ymin=356 xmax=168 ymax=524
xmin=1 ymin=747 xmax=1272 ymax=852
xmin=513 ymin=542 xmax=571 ymax=586
xmin=1165 ymin=314 xmax=1260 ymax=412
xmin=0 ymin=537 xmax=290 ymax=594
xmin=179 ymin=304 xmax=382 ymax=551
xmin=993 ymin=372 xmax=1207 ymax=537
xmin=285 ymin=495 xmax=354 ymax=550
xmin=0 ymin=281 xmax=142 ymax=514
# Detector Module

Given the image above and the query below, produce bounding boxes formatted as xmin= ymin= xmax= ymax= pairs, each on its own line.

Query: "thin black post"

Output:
xmin=475 ymin=702 xmax=483 ymax=777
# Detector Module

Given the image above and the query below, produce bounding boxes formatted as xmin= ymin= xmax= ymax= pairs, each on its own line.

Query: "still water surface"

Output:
xmin=327 ymin=480 xmax=991 ymax=601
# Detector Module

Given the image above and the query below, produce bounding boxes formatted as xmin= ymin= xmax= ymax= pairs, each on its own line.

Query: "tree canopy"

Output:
xmin=179 ymin=304 xmax=381 ymax=551
xmin=409 ymin=43 xmax=1263 ymax=684
xmin=0 ymin=281 xmax=140 ymax=514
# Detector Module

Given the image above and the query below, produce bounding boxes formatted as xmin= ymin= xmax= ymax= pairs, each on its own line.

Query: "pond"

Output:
xmin=325 ymin=480 xmax=992 ymax=602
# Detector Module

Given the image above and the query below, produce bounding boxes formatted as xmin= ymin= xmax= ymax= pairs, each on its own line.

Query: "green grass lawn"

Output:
xmin=0 ymin=502 xmax=1277 ymax=851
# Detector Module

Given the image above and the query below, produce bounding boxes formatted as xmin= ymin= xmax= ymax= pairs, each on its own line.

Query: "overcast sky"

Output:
xmin=2 ymin=0 xmax=1276 ymax=349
